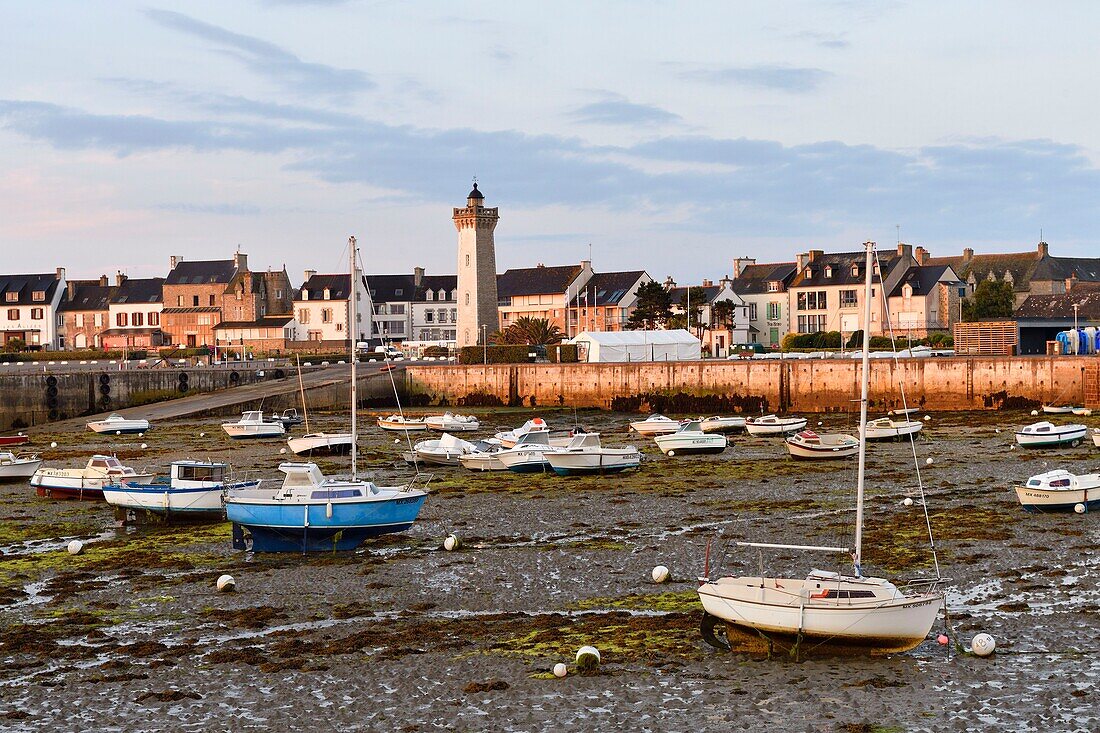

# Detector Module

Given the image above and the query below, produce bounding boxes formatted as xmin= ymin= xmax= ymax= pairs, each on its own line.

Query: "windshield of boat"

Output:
xmin=177 ymin=463 xmax=226 ymax=481
xmin=310 ymin=488 xmax=363 ymax=499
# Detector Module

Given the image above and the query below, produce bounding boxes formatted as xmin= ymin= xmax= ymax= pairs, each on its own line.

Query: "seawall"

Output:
xmin=404 ymin=357 xmax=1097 ymax=412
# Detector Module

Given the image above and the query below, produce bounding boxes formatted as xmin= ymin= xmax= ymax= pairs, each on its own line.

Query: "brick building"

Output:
xmin=57 ymin=276 xmax=112 ymax=349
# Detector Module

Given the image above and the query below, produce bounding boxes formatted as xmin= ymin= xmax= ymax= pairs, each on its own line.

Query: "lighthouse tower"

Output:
xmin=453 ymin=182 xmax=499 ymax=347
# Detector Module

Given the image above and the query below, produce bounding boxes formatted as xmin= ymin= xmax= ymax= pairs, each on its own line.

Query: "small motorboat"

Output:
xmin=0 ymin=434 xmax=30 ymax=447
xmin=275 ymin=408 xmax=305 ymax=429
xmin=545 ymin=433 xmax=641 ymax=475
xmin=745 ymin=414 xmax=808 ymax=436
xmin=1072 ymin=407 xmax=1093 ymax=417
xmin=1042 ymin=404 xmax=1077 ymax=415
xmin=221 ymin=411 xmax=286 ymax=439
xmin=1094 ymin=428 xmax=1100 ymax=448
xmin=414 ymin=433 xmax=478 ymax=466
xmin=496 ymin=432 xmax=556 ymax=473
xmin=87 ymin=413 xmax=151 ymax=435
xmin=887 ymin=406 xmax=920 ymax=418
xmin=628 ymin=414 xmax=681 ymax=436
xmin=1015 ymin=421 xmax=1088 ymax=448
xmin=287 ymin=432 xmax=354 ymax=456
xmin=0 ymin=451 xmax=42 ymax=482
xmin=30 ymin=455 xmax=154 ymax=500
xmin=785 ymin=430 xmax=859 ymax=460
xmin=699 ymin=416 xmax=746 ymax=433
xmin=459 ymin=449 xmax=508 ymax=472
xmin=654 ymin=420 xmax=728 ymax=457
xmin=377 ymin=415 xmax=429 ymax=432
xmin=495 ymin=418 xmax=554 ymax=448
xmin=102 ymin=460 xmax=260 ymax=518
xmin=1015 ymin=469 xmax=1100 ymax=513
xmin=863 ymin=417 xmax=923 ymax=441
xmin=425 ymin=412 xmax=480 ymax=432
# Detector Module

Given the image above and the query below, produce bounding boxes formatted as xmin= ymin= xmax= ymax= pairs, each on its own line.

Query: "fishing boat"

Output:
xmin=102 ymin=460 xmax=259 ymax=518
xmin=496 ymin=431 xmax=556 ymax=473
xmin=700 ymin=416 xmax=747 ymax=433
xmin=1042 ymin=404 xmax=1077 ymax=414
xmin=0 ymin=451 xmax=42 ymax=482
xmin=30 ymin=455 xmax=154 ymax=500
xmin=654 ymin=420 xmax=727 ymax=456
xmin=1014 ymin=469 xmax=1100 ymax=513
xmin=745 ymin=414 xmax=808 ymax=436
xmin=545 ymin=433 xmax=641 ymax=475
xmin=785 ymin=430 xmax=859 ymax=460
xmin=0 ymin=434 xmax=30 ymax=447
xmin=1015 ymin=421 xmax=1088 ymax=448
xmin=286 ymin=356 xmax=352 ymax=456
xmin=863 ymin=417 xmax=923 ymax=441
xmin=698 ymin=242 xmax=945 ymax=656
xmin=414 ymin=433 xmax=478 ymax=466
xmin=628 ymin=414 xmax=681 ymax=436
xmin=377 ymin=414 xmax=429 ymax=432
xmin=221 ymin=411 xmax=286 ymax=439
xmin=425 ymin=412 xmax=480 ymax=432
xmin=87 ymin=413 xmax=150 ymax=435
xmin=224 ymin=236 xmax=429 ymax=553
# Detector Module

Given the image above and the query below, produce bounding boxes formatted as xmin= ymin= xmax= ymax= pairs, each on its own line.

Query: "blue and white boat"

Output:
xmin=223 ymin=236 xmax=429 ymax=553
xmin=102 ymin=460 xmax=258 ymax=519
xmin=226 ymin=463 xmax=428 ymax=552
xmin=1014 ymin=469 xmax=1100 ymax=513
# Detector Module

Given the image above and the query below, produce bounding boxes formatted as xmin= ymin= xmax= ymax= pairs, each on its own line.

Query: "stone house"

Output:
xmin=729 ymin=260 xmax=797 ymax=348
xmin=57 ymin=276 xmax=112 ymax=349
xmin=101 ymin=276 xmax=166 ymax=349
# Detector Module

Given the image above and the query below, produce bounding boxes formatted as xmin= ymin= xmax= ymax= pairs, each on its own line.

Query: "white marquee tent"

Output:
xmin=572 ymin=329 xmax=701 ymax=363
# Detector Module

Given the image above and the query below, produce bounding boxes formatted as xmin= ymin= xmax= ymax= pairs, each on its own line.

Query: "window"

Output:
xmin=903 ymin=284 xmax=913 ymax=298
xmin=323 ymin=288 xmax=331 ymax=300
xmin=466 ymin=254 xmax=470 ymax=267
xmin=95 ymin=313 xmax=103 ymax=327
xmin=851 ymin=265 xmax=860 ymax=277
xmin=437 ymin=308 xmax=446 ymax=323
xmin=29 ymin=307 xmax=43 ymax=320
xmin=805 ymin=267 xmax=813 ymax=278
xmin=395 ymin=289 xmax=403 ymax=296
xmin=321 ymin=308 xmax=333 ymax=324
xmin=748 ymin=303 xmax=758 ymax=320
xmin=840 ymin=290 xmax=858 ymax=308
xmin=450 ymin=308 xmax=457 ymax=322
xmin=390 ymin=304 xmax=405 ymax=315
xmin=824 ymin=266 xmax=832 ymax=279
xmin=75 ymin=313 xmax=84 ymax=328
xmin=426 ymin=290 xmax=433 ymax=301
xmin=336 ymin=323 xmax=344 ymax=332
xmin=425 ymin=311 xmax=434 ymax=322
xmin=57 ymin=314 xmax=64 ymax=327
xmin=133 ymin=312 xmax=143 ymax=327
xmin=465 ymin=293 xmax=470 ymax=305
xmin=767 ymin=302 xmax=781 ymax=320
xmin=797 ymin=291 xmax=828 ymax=310
xmin=32 ymin=291 xmax=45 ymax=302
xmin=210 ymin=294 xmax=216 ymax=306
xmin=298 ymin=308 xmax=310 ymax=324
xmin=797 ymin=314 xmax=827 ymax=333
xmin=116 ymin=312 xmax=128 ymax=327
xmin=198 ymin=315 xmax=210 ymax=325
xmin=276 ymin=289 xmax=283 ymax=300
xmin=767 ymin=281 xmax=779 ymax=292
xmin=439 ymin=289 xmax=446 ymax=300
xmin=177 ymin=295 xmax=184 ymax=307
xmin=5 ymin=292 xmax=16 ymax=302
xmin=192 ymin=295 xmax=199 ymax=307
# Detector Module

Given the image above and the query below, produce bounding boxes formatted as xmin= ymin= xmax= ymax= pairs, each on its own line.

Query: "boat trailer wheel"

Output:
xmin=700 ymin=612 xmax=731 ymax=651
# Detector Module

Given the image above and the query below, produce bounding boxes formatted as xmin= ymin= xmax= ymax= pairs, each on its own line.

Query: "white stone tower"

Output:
xmin=454 ymin=182 xmax=499 ymax=347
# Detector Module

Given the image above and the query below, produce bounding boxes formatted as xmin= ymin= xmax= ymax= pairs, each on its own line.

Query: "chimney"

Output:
xmin=170 ymin=255 xmax=182 ymax=270
xmin=719 ymin=275 xmax=733 ymax=288
xmin=663 ymin=275 xmax=676 ymax=290
xmin=702 ymin=278 xmax=713 ymax=288
xmin=99 ymin=274 xmax=109 ymax=287
xmin=580 ymin=260 xmax=592 ymax=273
xmin=115 ymin=270 xmax=127 ymax=287
xmin=896 ymin=242 xmax=913 ymax=260
xmin=1065 ymin=274 xmax=1077 ymax=292
xmin=55 ymin=267 xmax=66 ymax=280
xmin=962 ymin=247 xmax=974 ymax=263
xmin=413 ymin=266 xmax=424 ymax=287
xmin=808 ymin=249 xmax=823 ymax=262
xmin=1037 ymin=241 xmax=1049 ymax=258
xmin=303 ymin=269 xmax=316 ymax=284
xmin=732 ymin=257 xmax=756 ymax=278
xmin=233 ymin=252 xmax=248 ymax=272
xmin=915 ymin=246 xmax=928 ymax=265
xmin=795 ymin=253 xmax=808 ymax=272
xmin=67 ymin=281 xmax=77 ymax=299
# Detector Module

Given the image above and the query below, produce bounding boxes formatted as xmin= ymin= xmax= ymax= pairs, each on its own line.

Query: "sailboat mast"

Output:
xmin=853 ymin=240 xmax=874 ymax=573
xmin=296 ymin=354 xmax=310 ymax=434
xmin=349 ymin=235 xmax=358 ymax=481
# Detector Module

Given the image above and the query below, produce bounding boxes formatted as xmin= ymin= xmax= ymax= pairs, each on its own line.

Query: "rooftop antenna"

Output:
xmin=896 ymin=225 xmax=900 ymax=246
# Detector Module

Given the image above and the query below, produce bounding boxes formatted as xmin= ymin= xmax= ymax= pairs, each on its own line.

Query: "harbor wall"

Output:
xmin=404 ymin=357 xmax=1095 ymax=413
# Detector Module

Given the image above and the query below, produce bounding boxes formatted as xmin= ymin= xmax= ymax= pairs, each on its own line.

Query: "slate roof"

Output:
xmin=111 ymin=277 xmax=164 ymax=305
xmin=0 ymin=273 xmax=62 ymax=306
xmin=730 ymin=262 xmax=796 ymax=295
xmin=497 ymin=265 xmax=583 ymax=299
xmin=364 ymin=274 xmax=416 ymax=303
xmin=415 ymin=275 xmax=457 ymax=302
xmin=299 ymin=274 xmax=354 ymax=301
xmin=584 ymin=271 xmax=645 ymax=306
xmin=887 ymin=265 xmax=959 ymax=298
xmin=1032 ymin=256 xmax=1100 ymax=283
xmin=165 ymin=259 xmax=238 ymax=286
xmin=58 ymin=281 xmax=112 ymax=312
xmin=1014 ymin=283 xmax=1100 ymax=320
xmin=215 ymin=316 xmax=295 ymax=329
xmin=788 ymin=252 xmax=897 ymax=288
xmin=668 ymin=285 xmax=723 ymax=305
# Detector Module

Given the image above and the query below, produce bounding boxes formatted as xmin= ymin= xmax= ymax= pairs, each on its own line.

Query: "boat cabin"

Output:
xmin=171 ymin=461 xmax=228 ymax=482
xmin=677 ymin=420 xmax=704 ymax=433
xmin=563 ymin=433 xmax=602 ymax=450
xmin=514 ymin=431 xmax=551 ymax=447
xmin=89 ymin=455 xmax=128 ymax=473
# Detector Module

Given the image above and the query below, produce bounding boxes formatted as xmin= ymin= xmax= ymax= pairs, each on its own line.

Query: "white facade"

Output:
xmin=0 ymin=270 xmax=66 ymax=350
xmin=294 ymin=273 xmax=370 ymax=342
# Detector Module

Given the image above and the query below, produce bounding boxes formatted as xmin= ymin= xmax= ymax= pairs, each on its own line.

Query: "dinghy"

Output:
xmin=0 ymin=451 xmax=42 ymax=482
xmin=414 ymin=433 xmax=478 ymax=466
xmin=545 ymin=433 xmax=641 ymax=475
xmin=654 ymin=420 xmax=727 ymax=456
xmin=745 ymin=414 xmax=808 ymax=436
xmin=286 ymin=356 xmax=352 ymax=456
xmin=221 ymin=411 xmax=286 ymax=439
xmin=377 ymin=415 xmax=429 ymax=432
xmin=425 ymin=412 xmax=480 ymax=432
xmin=495 ymin=418 xmax=559 ymax=448
xmin=102 ymin=460 xmax=259 ymax=519
xmin=699 ymin=416 xmax=746 ymax=433
xmin=1014 ymin=469 xmax=1100 ymax=513
xmin=628 ymin=414 xmax=681 ymax=436
xmin=31 ymin=455 xmax=154 ymax=500
xmin=698 ymin=242 xmax=945 ymax=656
xmin=1015 ymin=421 xmax=1087 ymax=448
xmin=0 ymin=434 xmax=30 ymax=447
xmin=863 ymin=417 xmax=923 ymax=441
xmin=785 ymin=430 xmax=859 ymax=460
xmin=458 ymin=446 xmax=508 ymax=472
xmin=87 ymin=413 xmax=150 ymax=435
xmin=1042 ymin=405 xmax=1077 ymax=415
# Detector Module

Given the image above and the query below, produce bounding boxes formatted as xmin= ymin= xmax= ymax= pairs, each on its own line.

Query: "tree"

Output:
xmin=625 ymin=281 xmax=672 ymax=330
xmin=678 ymin=286 xmax=707 ymax=329
xmin=962 ymin=280 xmax=1014 ymax=321
xmin=711 ymin=300 xmax=737 ymax=330
xmin=496 ymin=317 xmax=563 ymax=345
xmin=2 ymin=337 xmax=26 ymax=353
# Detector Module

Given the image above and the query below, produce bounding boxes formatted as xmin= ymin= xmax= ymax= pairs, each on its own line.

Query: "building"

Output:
xmin=410 ymin=270 xmax=458 ymax=345
xmin=0 ymin=269 xmax=66 ymax=349
xmin=1014 ymin=282 xmax=1100 ymax=354
xmin=927 ymin=241 xmax=1100 ymax=307
xmin=295 ymin=271 xmax=367 ymax=343
xmin=454 ymin=183 xmax=499 ymax=347
xmin=101 ymin=276 xmax=166 ymax=349
xmin=566 ymin=270 xmax=650 ymax=334
xmin=497 ymin=262 xmax=590 ymax=337
xmin=665 ymin=278 xmax=751 ymax=357
xmin=365 ymin=274 xmax=416 ymax=343
xmin=884 ymin=264 xmax=964 ymax=338
xmin=729 ymin=259 xmax=796 ymax=348
xmin=161 ymin=252 xmax=293 ymax=349
xmin=57 ymin=277 xmax=112 ymax=349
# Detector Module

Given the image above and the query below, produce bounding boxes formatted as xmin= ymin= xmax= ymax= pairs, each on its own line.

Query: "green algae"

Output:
xmin=569 ymin=589 xmax=699 ymax=613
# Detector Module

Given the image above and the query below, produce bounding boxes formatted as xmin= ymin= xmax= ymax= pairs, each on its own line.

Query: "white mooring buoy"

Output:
xmin=970 ymin=633 xmax=996 ymax=657
xmin=575 ymin=646 xmax=601 ymax=671
xmin=443 ymin=533 xmax=461 ymax=552
xmin=651 ymin=565 xmax=670 ymax=583
xmin=553 ymin=663 xmax=568 ymax=678
xmin=902 ymin=497 xmax=914 ymax=507
xmin=67 ymin=539 xmax=84 ymax=556
xmin=1075 ymin=503 xmax=1086 ymax=514
xmin=216 ymin=574 xmax=236 ymax=593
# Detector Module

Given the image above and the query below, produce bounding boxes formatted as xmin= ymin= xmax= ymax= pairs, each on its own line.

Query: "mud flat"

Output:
xmin=2 ymin=408 xmax=1100 ymax=731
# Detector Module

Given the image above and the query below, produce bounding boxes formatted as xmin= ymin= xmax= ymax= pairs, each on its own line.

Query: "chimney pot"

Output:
xmin=702 ymin=279 xmax=713 ymax=287
xmin=963 ymin=247 xmax=974 ymax=262
xmin=170 ymin=255 xmax=181 ymax=270
xmin=808 ymin=249 xmax=823 ymax=262
xmin=55 ymin=267 xmax=66 ymax=281
xmin=99 ymin=274 xmax=109 ymax=287
xmin=915 ymin=246 xmax=928 ymax=265
xmin=233 ymin=252 xmax=248 ymax=272
xmin=1038 ymin=241 xmax=1049 ymax=257
xmin=413 ymin=266 xmax=424 ymax=287
xmin=115 ymin=270 xmax=127 ymax=287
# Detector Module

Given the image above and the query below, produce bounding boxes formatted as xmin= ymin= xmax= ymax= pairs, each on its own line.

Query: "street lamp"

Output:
xmin=481 ymin=324 xmax=487 ymax=365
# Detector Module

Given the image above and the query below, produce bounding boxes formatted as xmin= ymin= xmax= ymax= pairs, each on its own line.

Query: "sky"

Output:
xmin=2 ymin=0 xmax=1099 ymax=283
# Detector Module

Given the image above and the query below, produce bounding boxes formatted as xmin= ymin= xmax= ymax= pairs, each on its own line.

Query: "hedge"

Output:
xmin=0 ymin=350 xmax=125 ymax=363
xmin=459 ymin=345 xmax=535 ymax=364
xmin=547 ymin=344 xmax=578 ymax=363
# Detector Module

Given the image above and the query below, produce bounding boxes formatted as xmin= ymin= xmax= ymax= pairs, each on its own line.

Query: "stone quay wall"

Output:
xmin=404 ymin=357 xmax=1095 ymax=413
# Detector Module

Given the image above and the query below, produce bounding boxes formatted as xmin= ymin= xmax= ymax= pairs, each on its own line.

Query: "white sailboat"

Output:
xmin=286 ymin=355 xmax=353 ymax=456
xmin=697 ymin=242 xmax=945 ymax=655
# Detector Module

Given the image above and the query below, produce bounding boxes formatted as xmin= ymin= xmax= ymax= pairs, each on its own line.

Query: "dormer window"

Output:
xmin=805 ymin=267 xmax=813 ymax=278
xmin=301 ymin=289 xmax=309 ymax=300
xmin=824 ymin=266 xmax=832 ymax=279
xmin=426 ymin=290 xmax=434 ymax=301
xmin=851 ymin=265 xmax=859 ymax=277
xmin=438 ymin=289 xmax=446 ymax=300
xmin=323 ymin=288 xmax=331 ymax=300
xmin=32 ymin=291 xmax=45 ymax=302
xmin=903 ymin=284 xmax=913 ymax=298
xmin=395 ymin=289 xmax=403 ymax=296
xmin=767 ymin=281 xmax=779 ymax=292
xmin=4 ymin=292 xmax=16 ymax=302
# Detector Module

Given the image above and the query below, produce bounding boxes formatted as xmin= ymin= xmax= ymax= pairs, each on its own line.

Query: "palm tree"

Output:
xmin=498 ymin=317 xmax=564 ymax=345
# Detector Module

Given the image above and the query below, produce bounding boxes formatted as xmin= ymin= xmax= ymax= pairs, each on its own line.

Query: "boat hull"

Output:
xmin=88 ymin=424 xmax=149 ymax=435
xmin=1015 ymin=485 xmax=1100 ymax=512
xmin=785 ymin=441 xmax=858 ymax=460
xmin=377 ymin=421 xmax=428 ymax=432
xmin=226 ymin=493 xmax=427 ymax=552
xmin=102 ymin=480 xmax=257 ymax=517
xmin=0 ymin=459 xmax=42 ymax=482
xmin=31 ymin=472 xmax=155 ymax=500
xmin=458 ymin=454 xmax=507 ymax=471
xmin=629 ymin=422 xmax=680 ymax=436
xmin=863 ymin=423 xmax=923 ymax=441
xmin=745 ymin=420 xmax=808 ymax=436
xmin=222 ymin=426 xmax=285 ymax=439
xmin=287 ymin=434 xmax=353 ymax=456
xmin=1015 ymin=428 xmax=1087 ymax=448
xmin=0 ymin=435 xmax=30 ymax=447
xmin=654 ymin=435 xmax=727 ymax=456
xmin=547 ymin=451 xmax=640 ymax=475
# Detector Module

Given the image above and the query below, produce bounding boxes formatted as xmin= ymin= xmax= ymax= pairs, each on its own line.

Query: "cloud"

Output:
xmin=571 ymin=93 xmax=680 ymax=126
xmin=144 ymin=9 xmax=373 ymax=96
xmin=3 ymin=97 xmax=1100 ymax=242
xmin=680 ymin=65 xmax=832 ymax=93
xmin=790 ymin=31 xmax=850 ymax=49
xmin=155 ymin=202 xmax=262 ymax=215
